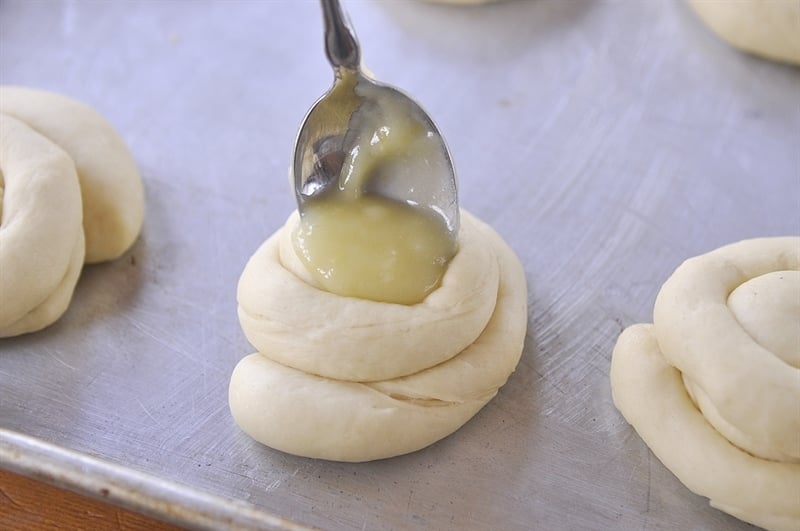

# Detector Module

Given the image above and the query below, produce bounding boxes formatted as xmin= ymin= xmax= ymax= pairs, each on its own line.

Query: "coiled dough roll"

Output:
xmin=0 ymin=87 xmax=143 ymax=337
xmin=0 ymin=86 xmax=144 ymax=263
xmin=0 ymin=114 xmax=85 ymax=337
xmin=611 ymin=237 xmax=800 ymax=531
xmin=238 ymin=210 xmax=500 ymax=382
xmin=230 ymin=210 xmax=527 ymax=462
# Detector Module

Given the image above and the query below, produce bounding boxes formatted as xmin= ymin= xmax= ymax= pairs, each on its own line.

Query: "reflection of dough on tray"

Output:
xmin=687 ymin=0 xmax=800 ymax=65
xmin=230 ymin=210 xmax=528 ymax=462
xmin=611 ymin=237 xmax=800 ymax=531
xmin=0 ymin=86 xmax=144 ymax=338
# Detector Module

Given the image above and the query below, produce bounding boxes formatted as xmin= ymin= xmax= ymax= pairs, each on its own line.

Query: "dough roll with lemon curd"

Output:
xmin=231 ymin=12 xmax=526 ymax=460
xmin=231 ymin=210 xmax=527 ymax=462
xmin=0 ymin=86 xmax=144 ymax=337
xmin=610 ymin=237 xmax=800 ymax=531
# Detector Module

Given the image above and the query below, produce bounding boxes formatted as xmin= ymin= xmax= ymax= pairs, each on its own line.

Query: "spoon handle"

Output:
xmin=320 ymin=0 xmax=361 ymax=71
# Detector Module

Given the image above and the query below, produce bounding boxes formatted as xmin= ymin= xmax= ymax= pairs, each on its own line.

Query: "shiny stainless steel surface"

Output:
xmin=0 ymin=1 xmax=797 ymax=530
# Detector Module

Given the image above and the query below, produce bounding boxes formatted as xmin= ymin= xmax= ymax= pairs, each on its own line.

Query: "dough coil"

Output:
xmin=231 ymin=211 xmax=528 ymax=462
xmin=0 ymin=86 xmax=143 ymax=337
xmin=611 ymin=237 xmax=800 ymax=531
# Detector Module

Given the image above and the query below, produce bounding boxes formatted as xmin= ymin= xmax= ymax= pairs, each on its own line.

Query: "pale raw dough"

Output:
xmin=230 ymin=210 xmax=527 ymax=462
xmin=239 ymin=210 xmax=499 ymax=382
xmin=611 ymin=237 xmax=800 ymax=531
xmin=0 ymin=87 xmax=143 ymax=337
xmin=0 ymin=114 xmax=85 ymax=336
xmin=0 ymin=86 xmax=144 ymax=263
xmin=687 ymin=0 xmax=800 ymax=65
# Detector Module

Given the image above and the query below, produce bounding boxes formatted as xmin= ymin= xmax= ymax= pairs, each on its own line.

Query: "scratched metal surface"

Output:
xmin=1 ymin=0 xmax=798 ymax=529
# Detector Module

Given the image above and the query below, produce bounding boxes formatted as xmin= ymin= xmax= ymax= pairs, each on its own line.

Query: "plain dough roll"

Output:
xmin=611 ymin=237 xmax=800 ymax=530
xmin=0 ymin=86 xmax=144 ymax=337
xmin=654 ymin=237 xmax=800 ymax=462
xmin=0 ymin=114 xmax=85 ymax=337
xmin=687 ymin=0 xmax=800 ymax=65
xmin=231 ymin=210 xmax=528 ymax=462
xmin=0 ymin=86 xmax=144 ymax=263
xmin=611 ymin=325 xmax=800 ymax=531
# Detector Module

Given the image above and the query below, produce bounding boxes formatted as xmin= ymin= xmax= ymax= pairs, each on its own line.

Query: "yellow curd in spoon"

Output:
xmin=292 ymin=81 xmax=457 ymax=305
xmin=293 ymin=195 xmax=456 ymax=305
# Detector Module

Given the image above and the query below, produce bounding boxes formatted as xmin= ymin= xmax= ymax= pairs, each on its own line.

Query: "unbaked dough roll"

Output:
xmin=687 ymin=0 xmax=800 ymax=65
xmin=1 ymin=86 xmax=144 ymax=338
xmin=239 ymin=211 xmax=499 ymax=382
xmin=231 ymin=211 xmax=527 ymax=462
xmin=0 ymin=114 xmax=85 ymax=336
xmin=654 ymin=238 xmax=800 ymax=462
xmin=611 ymin=237 xmax=800 ymax=531
xmin=611 ymin=325 xmax=800 ymax=531
xmin=0 ymin=86 xmax=144 ymax=263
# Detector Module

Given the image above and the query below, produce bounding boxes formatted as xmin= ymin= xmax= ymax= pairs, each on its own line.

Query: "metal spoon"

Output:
xmin=292 ymin=0 xmax=460 ymax=234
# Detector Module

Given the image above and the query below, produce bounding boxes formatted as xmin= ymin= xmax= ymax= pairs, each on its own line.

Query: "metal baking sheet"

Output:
xmin=1 ymin=0 xmax=798 ymax=529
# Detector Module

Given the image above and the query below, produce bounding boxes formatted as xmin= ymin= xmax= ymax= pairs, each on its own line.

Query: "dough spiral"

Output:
xmin=0 ymin=86 xmax=143 ymax=337
xmin=611 ymin=237 xmax=800 ymax=531
xmin=0 ymin=86 xmax=144 ymax=263
xmin=230 ymin=210 xmax=527 ymax=462
xmin=0 ymin=114 xmax=85 ymax=337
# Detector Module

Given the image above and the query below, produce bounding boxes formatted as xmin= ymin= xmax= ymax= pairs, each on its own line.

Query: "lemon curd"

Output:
xmin=293 ymin=195 xmax=456 ymax=305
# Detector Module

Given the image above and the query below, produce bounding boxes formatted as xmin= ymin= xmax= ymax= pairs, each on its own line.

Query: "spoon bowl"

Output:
xmin=292 ymin=0 xmax=459 ymax=234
